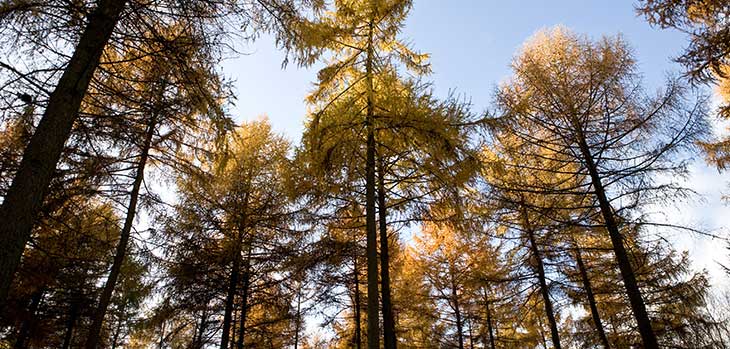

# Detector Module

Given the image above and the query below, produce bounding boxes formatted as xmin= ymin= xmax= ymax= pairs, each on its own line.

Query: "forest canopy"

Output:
xmin=0 ymin=0 xmax=729 ymax=348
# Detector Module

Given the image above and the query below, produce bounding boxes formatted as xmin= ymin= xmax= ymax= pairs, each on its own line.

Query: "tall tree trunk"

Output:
xmin=236 ymin=244 xmax=252 ymax=349
xmin=230 ymin=306 xmax=237 ymax=349
xmin=220 ymin=253 xmax=241 ymax=349
xmin=378 ymin=158 xmax=397 ymax=349
xmin=364 ymin=12 xmax=380 ymax=349
xmin=353 ymin=240 xmax=363 ymax=349
xmin=62 ymin=299 xmax=80 ymax=349
xmin=484 ymin=290 xmax=496 ymax=349
xmin=574 ymin=242 xmax=611 ymax=349
xmin=0 ymin=0 xmax=128 ymax=306
xmin=294 ymin=282 xmax=302 ymax=349
xmin=85 ymin=115 xmax=156 ymax=349
xmin=573 ymin=127 xmax=658 ymax=349
xmin=14 ymin=287 xmax=44 ymax=349
xmin=522 ymin=206 xmax=562 ymax=349
xmin=451 ymin=264 xmax=465 ymax=349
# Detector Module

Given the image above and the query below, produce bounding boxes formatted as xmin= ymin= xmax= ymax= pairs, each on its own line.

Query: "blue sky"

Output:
xmin=220 ymin=0 xmax=730 ymax=288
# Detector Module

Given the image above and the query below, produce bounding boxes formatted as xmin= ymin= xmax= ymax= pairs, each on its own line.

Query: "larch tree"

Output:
xmin=0 ymin=0 xmax=319 ymax=305
xmin=491 ymin=27 xmax=708 ymax=349
xmin=297 ymin=0 xmax=431 ymax=346
xmin=162 ymin=118 xmax=296 ymax=349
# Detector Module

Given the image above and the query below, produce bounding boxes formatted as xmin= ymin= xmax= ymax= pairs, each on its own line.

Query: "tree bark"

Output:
xmin=293 ymin=282 xmax=302 ymax=349
xmin=573 ymin=127 xmax=658 ymax=349
xmin=220 ymin=246 xmax=242 ymax=349
xmin=364 ymin=11 xmax=380 ymax=349
xmin=84 ymin=115 xmax=156 ymax=349
xmin=0 ymin=0 xmax=128 ymax=306
xmin=522 ymin=206 xmax=561 ymax=349
xmin=378 ymin=158 xmax=397 ymax=349
xmin=236 ymin=244 xmax=252 ymax=349
xmin=451 ymin=263 xmax=465 ymax=349
xmin=484 ymin=291 xmax=496 ymax=349
xmin=574 ymin=243 xmax=611 ymax=349
xmin=353 ymin=240 xmax=363 ymax=349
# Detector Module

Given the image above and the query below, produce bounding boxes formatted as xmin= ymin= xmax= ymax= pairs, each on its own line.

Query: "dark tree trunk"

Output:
xmin=451 ymin=264 xmax=465 ymax=349
xmin=523 ymin=206 xmax=562 ymax=349
xmin=85 ymin=115 xmax=157 ymax=349
xmin=0 ymin=0 xmax=128 ymax=306
xmin=230 ymin=307 xmax=237 ymax=349
xmin=353 ymin=240 xmax=363 ymax=349
xmin=378 ymin=158 xmax=397 ymax=349
xmin=14 ymin=288 xmax=44 ymax=349
xmin=364 ymin=15 xmax=380 ymax=349
xmin=62 ymin=300 xmax=80 ymax=349
xmin=236 ymin=244 xmax=252 ymax=349
xmin=484 ymin=291 xmax=496 ymax=349
xmin=574 ymin=243 xmax=611 ymax=348
xmin=573 ymin=129 xmax=658 ymax=349
xmin=293 ymin=282 xmax=302 ymax=349
xmin=220 ymin=251 xmax=241 ymax=349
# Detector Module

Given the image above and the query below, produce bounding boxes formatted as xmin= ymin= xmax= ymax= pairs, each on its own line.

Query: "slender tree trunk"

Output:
xmin=221 ymin=252 xmax=241 ymax=349
xmin=378 ymin=158 xmax=397 ymax=349
xmin=14 ymin=288 xmax=44 ymax=349
xmin=294 ymin=282 xmax=302 ymax=349
xmin=574 ymin=243 xmax=611 ymax=349
xmin=353 ymin=241 xmax=363 ymax=349
xmin=62 ymin=300 xmax=80 ymax=349
xmin=236 ymin=244 xmax=252 ymax=349
xmin=85 ymin=115 xmax=156 ymax=349
xmin=573 ymin=128 xmax=658 ymax=349
xmin=522 ymin=206 xmax=561 ymax=349
xmin=451 ymin=264 xmax=465 ymax=349
xmin=230 ymin=306 xmax=237 ymax=349
xmin=364 ymin=13 xmax=380 ymax=349
xmin=0 ymin=0 xmax=128 ymax=306
xmin=484 ymin=291 xmax=496 ymax=349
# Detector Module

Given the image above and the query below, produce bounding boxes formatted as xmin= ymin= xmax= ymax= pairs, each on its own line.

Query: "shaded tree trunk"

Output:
xmin=294 ymin=282 xmax=302 ymax=349
xmin=522 ymin=206 xmax=561 ymax=349
xmin=573 ymin=126 xmax=658 ymax=349
xmin=574 ymin=243 xmax=611 ymax=349
xmin=450 ymin=264 xmax=465 ymax=349
xmin=353 ymin=240 xmax=362 ymax=349
xmin=85 ymin=115 xmax=157 ymax=349
xmin=364 ymin=12 xmax=380 ymax=349
xmin=0 ymin=0 xmax=128 ymax=306
xmin=378 ymin=157 xmax=397 ymax=349
xmin=220 ymin=241 xmax=242 ymax=349
xmin=236 ymin=243 xmax=252 ymax=349
xmin=484 ymin=291 xmax=496 ymax=349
